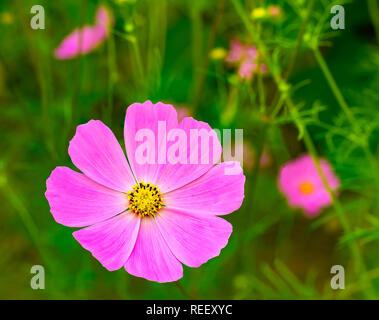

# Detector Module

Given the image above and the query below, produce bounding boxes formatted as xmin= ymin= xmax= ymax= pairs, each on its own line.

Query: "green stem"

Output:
xmin=109 ymin=28 xmax=145 ymax=95
xmin=284 ymin=0 xmax=315 ymax=80
xmin=190 ymin=4 xmax=203 ymax=94
xmin=313 ymin=47 xmax=358 ymax=130
xmin=192 ymin=0 xmax=225 ymax=111
xmin=270 ymin=0 xmax=315 ymax=109
xmin=174 ymin=281 xmax=194 ymax=299
xmin=106 ymin=32 xmax=117 ymax=126
xmin=256 ymin=23 xmax=266 ymax=113
xmin=313 ymin=46 xmax=379 ymax=197
xmin=131 ymin=39 xmax=145 ymax=88
xmin=257 ymin=66 xmax=266 ymax=113
xmin=14 ymin=0 xmax=56 ymax=161
xmin=1 ymin=180 xmax=63 ymax=298
xmin=286 ymin=98 xmax=376 ymax=299
xmin=270 ymin=94 xmax=285 ymax=119
xmin=147 ymin=0 xmax=167 ymax=94
xmin=220 ymin=86 xmax=239 ymax=126
xmin=232 ymin=0 xmax=376 ymax=298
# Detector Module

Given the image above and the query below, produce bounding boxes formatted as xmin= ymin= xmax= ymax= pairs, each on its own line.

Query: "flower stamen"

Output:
xmin=299 ymin=181 xmax=314 ymax=195
xmin=127 ymin=182 xmax=164 ymax=217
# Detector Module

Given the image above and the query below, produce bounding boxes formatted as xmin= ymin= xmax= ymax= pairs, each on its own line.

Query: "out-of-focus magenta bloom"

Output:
xmin=54 ymin=6 xmax=113 ymax=60
xmin=226 ymin=39 xmax=267 ymax=80
xmin=226 ymin=40 xmax=245 ymax=62
xmin=242 ymin=142 xmax=254 ymax=171
xmin=259 ymin=147 xmax=272 ymax=168
xmin=278 ymin=154 xmax=340 ymax=217
xmin=45 ymin=101 xmax=245 ymax=283
xmin=162 ymin=102 xmax=191 ymax=122
xmin=95 ymin=5 xmax=113 ymax=27
xmin=238 ymin=143 xmax=272 ymax=171
xmin=267 ymin=5 xmax=282 ymax=18
xmin=176 ymin=107 xmax=190 ymax=122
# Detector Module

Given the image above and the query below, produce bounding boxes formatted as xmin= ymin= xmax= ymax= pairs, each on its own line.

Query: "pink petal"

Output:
xmin=95 ymin=5 xmax=113 ymax=28
xmin=164 ymin=161 xmax=245 ymax=215
xmin=73 ymin=213 xmax=140 ymax=271
xmin=238 ymin=59 xmax=256 ymax=80
xmin=124 ymin=217 xmax=183 ymax=283
xmin=54 ymin=25 xmax=107 ymax=60
xmin=124 ymin=101 xmax=179 ymax=188
xmin=68 ymin=120 xmax=135 ymax=192
xmin=124 ymin=101 xmax=222 ymax=192
xmin=155 ymin=117 xmax=222 ymax=192
xmin=45 ymin=167 xmax=127 ymax=227
xmin=246 ymin=46 xmax=258 ymax=59
xmin=155 ymin=208 xmax=232 ymax=267
xmin=226 ymin=39 xmax=245 ymax=62
xmin=260 ymin=63 xmax=268 ymax=74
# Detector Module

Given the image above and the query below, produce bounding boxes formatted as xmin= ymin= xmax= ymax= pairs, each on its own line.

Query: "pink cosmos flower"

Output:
xmin=54 ymin=5 xmax=113 ymax=60
xmin=226 ymin=39 xmax=267 ymax=80
xmin=278 ymin=154 xmax=340 ymax=217
xmin=45 ymin=101 xmax=245 ymax=282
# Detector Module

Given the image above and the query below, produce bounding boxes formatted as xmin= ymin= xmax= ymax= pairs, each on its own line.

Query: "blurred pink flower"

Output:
xmin=267 ymin=5 xmax=282 ymax=18
xmin=242 ymin=142 xmax=254 ymax=171
xmin=96 ymin=5 xmax=113 ymax=27
xmin=45 ymin=101 xmax=245 ymax=282
xmin=259 ymin=147 xmax=272 ymax=168
xmin=225 ymin=142 xmax=272 ymax=172
xmin=242 ymin=143 xmax=272 ymax=171
xmin=226 ymin=40 xmax=245 ymax=63
xmin=226 ymin=39 xmax=267 ymax=80
xmin=162 ymin=103 xmax=191 ymax=122
xmin=278 ymin=154 xmax=340 ymax=217
xmin=54 ymin=6 xmax=113 ymax=60
xmin=176 ymin=107 xmax=191 ymax=122
xmin=224 ymin=141 xmax=253 ymax=171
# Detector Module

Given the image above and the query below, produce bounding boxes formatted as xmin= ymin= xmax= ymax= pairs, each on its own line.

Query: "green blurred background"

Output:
xmin=0 ymin=0 xmax=378 ymax=299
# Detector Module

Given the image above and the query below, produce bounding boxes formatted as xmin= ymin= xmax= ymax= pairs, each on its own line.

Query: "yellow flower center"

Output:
xmin=251 ymin=8 xmax=267 ymax=19
xmin=299 ymin=181 xmax=314 ymax=195
xmin=210 ymin=47 xmax=227 ymax=60
xmin=127 ymin=182 xmax=164 ymax=217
